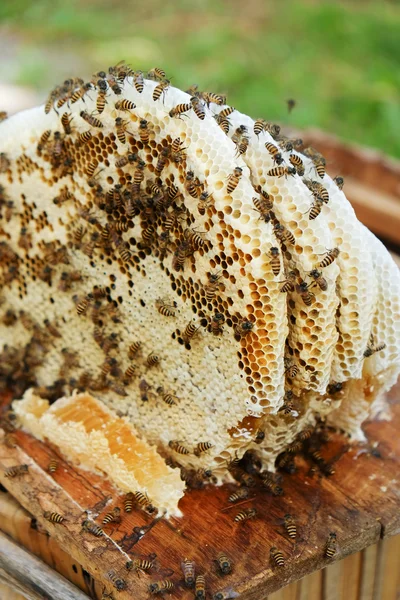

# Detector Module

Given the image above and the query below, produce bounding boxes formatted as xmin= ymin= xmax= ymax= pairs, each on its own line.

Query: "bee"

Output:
xmin=146 ymin=352 xmax=160 ymax=367
xmin=70 ymin=82 xmax=92 ymax=104
xmin=37 ymin=129 xmax=52 ymax=152
xmin=162 ymin=392 xmax=179 ymax=406
xmin=228 ymin=487 xmax=249 ymax=503
xmin=287 ymin=440 xmax=303 ymax=454
xmin=204 ymin=271 xmax=222 ymax=301
xmin=273 ymin=222 xmax=295 ymax=245
xmin=253 ymin=192 xmax=273 ymax=222
xmin=124 ymin=492 xmax=134 ymax=512
xmin=139 ymin=379 xmax=151 ymax=402
xmin=213 ymin=591 xmax=239 ymax=600
xmin=195 ymin=575 xmax=206 ymax=600
xmin=269 ymin=247 xmax=281 ymax=276
xmin=234 ymin=508 xmax=257 ymax=523
xmin=327 ymin=382 xmax=344 ymax=396
xmin=169 ymin=440 xmax=190 ymax=455
xmin=80 ymin=111 xmax=103 ymax=128
xmin=82 ymin=519 xmax=104 ymax=537
xmin=102 ymin=507 xmax=121 ymax=524
xmin=267 ymin=166 xmax=296 ymax=178
xmin=296 ymin=280 xmax=314 ymax=306
xmin=172 ymin=241 xmax=191 ymax=271
xmin=279 ymin=390 xmax=295 ymax=415
xmin=363 ymin=334 xmax=386 ymax=358
xmin=318 ymin=247 xmax=340 ymax=268
xmin=288 ymin=153 xmax=305 ymax=176
xmin=287 ymin=98 xmax=296 ymax=113
xmin=169 ymin=103 xmax=192 ymax=119
xmin=216 ymin=552 xmax=232 ymax=575
xmin=153 ymin=80 xmax=170 ymax=102
xmin=185 ymin=227 xmax=206 ymax=250
xmin=308 ymin=197 xmax=325 ymax=220
xmin=95 ymin=90 xmax=107 ymax=115
xmin=279 ymin=270 xmax=296 ymax=293
xmin=118 ymin=244 xmax=132 ymax=263
xmin=147 ymin=67 xmax=166 ymax=80
xmin=333 ymin=176 xmax=344 ymax=190
xmin=115 ymin=153 xmax=137 ymax=168
xmin=0 ymin=110 xmax=7 ymax=121
xmin=76 ymin=296 xmax=91 ymax=316
xmin=253 ymin=119 xmax=280 ymax=138
xmin=138 ymin=119 xmax=151 ymax=144
xmin=155 ymin=298 xmax=176 ymax=317
xmin=304 ymin=179 xmax=329 ymax=203
xmin=227 ymin=167 xmax=243 ymax=193
xmin=133 ymin=70 xmax=144 ymax=93
xmin=262 ymin=476 xmax=283 ymax=496
xmin=194 ymin=441 xmax=214 ymax=457
xmin=128 ymin=342 xmax=141 ymax=359
xmin=182 ymin=558 xmax=196 ymax=587
xmin=232 ymin=125 xmax=249 ymax=155
xmin=43 ymin=511 xmax=65 ymax=524
xmin=115 ymin=99 xmax=136 ymax=111
xmin=59 ymin=113 xmax=73 ymax=135
xmin=282 ymin=514 xmax=297 ymax=539
xmin=309 ymin=269 xmax=328 ymax=291
xmin=114 ymin=117 xmax=129 ymax=144
xmin=210 ymin=312 xmax=224 ymax=336
xmin=108 ymin=571 xmax=126 ymax=591
xmin=234 ymin=319 xmax=254 ymax=337
xmin=270 ymin=547 xmax=285 ymax=567
xmin=76 ymin=130 xmax=92 ymax=145
xmin=149 ymin=580 xmax=174 ymax=594
xmin=265 ymin=142 xmax=283 ymax=165
xmin=325 ymin=532 xmax=338 ymax=558
xmin=197 ymin=192 xmax=214 ymax=216
xmin=48 ymin=459 xmax=59 ymax=473
xmin=155 ymin=147 xmax=170 ymax=174
xmin=127 ymin=558 xmax=154 ymax=573
xmin=86 ymin=160 xmax=99 ymax=178
xmin=214 ymin=114 xmax=231 ymax=134
xmin=190 ymin=96 xmax=206 ymax=120
xmin=4 ymin=464 xmax=29 ymax=478
xmin=185 ymin=170 xmax=202 ymax=198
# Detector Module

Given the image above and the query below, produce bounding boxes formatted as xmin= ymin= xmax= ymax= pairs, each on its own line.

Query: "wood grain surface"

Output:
xmin=0 ymin=383 xmax=399 ymax=600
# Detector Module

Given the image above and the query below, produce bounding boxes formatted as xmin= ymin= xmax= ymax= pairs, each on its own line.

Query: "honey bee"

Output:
xmin=262 ymin=475 xmax=283 ymax=496
xmin=308 ymin=197 xmax=325 ymax=220
xmin=4 ymin=464 xmax=29 ymax=478
xmin=195 ymin=575 xmax=206 ymax=599
xmin=204 ymin=271 xmax=222 ymax=301
xmin=253 ymin=192 xmax=273 ymax=222
xmin=279 ymin=270 xmax=296 ymax=293
xmin=234 ymin=319 xmax=254 ymax=337
xmin=124 ymin=364 xmax=136 ymax=380
xmin=124 ymin=492 xmax=134 ymax=512
xmin=44 ymin=511 xmax=65 ymax=524
xmin=197 ymin=192 xmax=214 ymax=216
xmin=133 ymin=70 xmax=144 ymax=93
xmin=185 ymin=170 xmax=203 ymax=198
xmin=169 ymin=440 xmax=190 ymax=455
xmin=190 ymin=96 xmax=206 ymax=120
xmin=213 ymin=591 xmax=239 ymax=600
xmin=127 ymin=558 xmax=154 ymax=573
xmin=95 ymin=90 xmax=107 ymax=115
xmin=363 ymin=334 xmax=386 ymax=358
xmin=0 ymin=110 xmax=8 ymax=122
xmin=234 ymin=508 xmax=257 ymax=522
xmin=279 ymin=390 xmax=295 ymax=415
xmin=270 ymin=547 xmax=285 ymax=567
xmin=149 ymin=580 xmax=174 ymax=594
xmin=287 ymin=440 xmax=303 ymax=454
xmin=48 ymin=459 xmax=59 ymax=473
xmin=265 ymin=142 xmax=283 ymax=165
xmin=232 ymin=125 xmax=249 ymax=155
xmin=327 ymin=382 xmax=344 ymax=396
xmin=153 ymin=80 xmax=170 ymax=102
xmin=269 ymin=247 xmax=281 ymax=276
xmin=228 ymin=487 xmax=249 ymax=503
xmin=108 ymin=571 xmax=126 ymax=591
xmin=82 ymin=519 xmax=104 ymax=537
xmin=86 ymin=160 xmax=99 ymax=178
xmin=253 ymin=119 xmax=280 ymax=138
xmin=146 ymin=352 xmax=160 ymax=367
xmin=288 ymin=153 xmax=305 ymax=176
xmin=296 ymin=280 xmax=314 ymax=306
xmin=128 ymin=342 xmax=141 ymax=359
xmin=102 ymin=507 xmax=121 ymax=524
xmin=155 ymin=147 xmax=170 ymax=174
xmin=59 ymin=112 xmax=73 ymax=135
xmin=267 ymin=166 xmax=296 ymax=178
xmin=138 ymin=119 xmax=151 ymax=144
xmin=37 ymin=129 xmax=52 ymax=152
xmin=283 ymin=513 xmax=297 ymax=539
xmin=210 ymin=312 xmax=224 ymax=336
xmin=115 ymin=117 xmax=130 ymax=144
xmin=162 ymin=391 xmax=180 ymax=406
xmin=304 ymin=179 xmax=329 ymax=203
xmin=115 ymin=99 xmax=136 ymax=111
xmin=325 ymin=532 xmax=338 ymax=558
xmin=147 ymin=67 xmax=166 ymax=80
xmin=80 ymin=111 xmax=103 ymax=128
xmin=118 ymin=244 xmax=132 ymax=263
xmin=169 ymin=103 xmax=192 ymax=118
xmin=139 ymin=379 xmax=151 ymax=402
xmin=309 ymin=268 xmax=328 ymax=291
xmin=333 ymin=176 xmax=344 ymax=190
xmin=185 ymin=227 xmax=206 ymax=250
xmin=194 ymin=441 xmax=214 ymax=457
xmin=172 ymin=241 xmax=191 ymax=271
xmin=182 ymin=558 xmax=196 ymax=587
xmin=76 ymin=130 xmax=92 ymax=145
xmin=70 ymin=82 xmax=92 ymax=104
xmin=155 ymin=298 xmax=177 ymax=317
xmin=76 ymin=296 xmax=91 ymax=316
xmin=273 ymin=222 xmax=295 ymax=245
xmin=318 ymin=247 xmax=340 ymax=268
xmin=115 ymin=152 xmax=137 ymax=168
xmin=227 ymin=167 xmax=243 ymax=193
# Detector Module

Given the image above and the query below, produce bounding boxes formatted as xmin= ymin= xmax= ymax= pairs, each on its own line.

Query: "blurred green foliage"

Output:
xmin=1 ymin=0 xmax=400 ymax=157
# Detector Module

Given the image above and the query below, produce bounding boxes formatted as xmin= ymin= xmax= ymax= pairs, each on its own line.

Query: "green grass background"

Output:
xmin=1 ymin=0 xmax=400 ymax=157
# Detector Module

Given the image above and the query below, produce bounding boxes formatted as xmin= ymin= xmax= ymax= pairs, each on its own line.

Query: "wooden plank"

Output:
xmin=340 ymin=552 xmax=362 ymax=600
xmin=0 ymin=581 xmax=27 ymax=600
xmin=0 ymin=384 xmax=399 ymax=600
xmin=378 ymin=535 xmax=400 ymax=600
xmin=298 ymin=570 xmax=322 ymax=600
xmin=0 ymin=530 xmax=89 ymax=600
xmin=358 ymin=544 xmax=378 ymax=600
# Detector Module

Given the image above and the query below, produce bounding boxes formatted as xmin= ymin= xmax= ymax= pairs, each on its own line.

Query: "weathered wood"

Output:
xmin=0 ymin=383 xmax=399 ymax=600
xmin=0 ymin=581 xmax=27 ymax=600
xmin=0 ymin=530 xmax=89 ymax=600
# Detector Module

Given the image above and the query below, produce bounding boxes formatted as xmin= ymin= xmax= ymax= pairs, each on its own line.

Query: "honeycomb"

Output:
xmin=1 ymin=64 xmax=399 ymax=510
